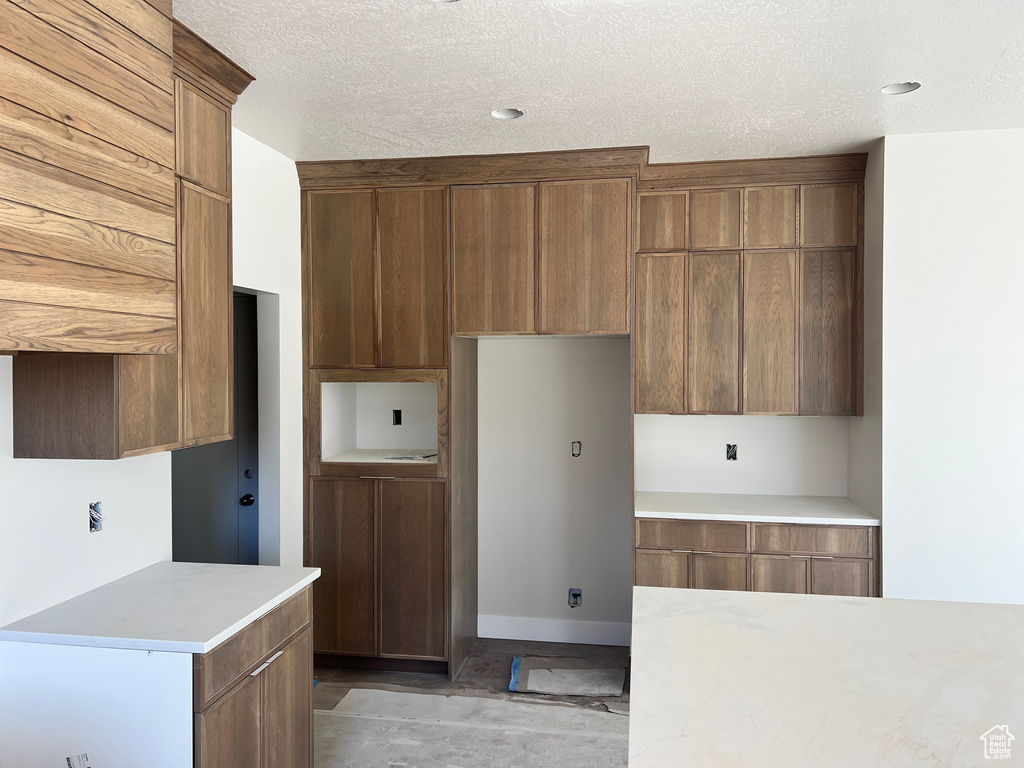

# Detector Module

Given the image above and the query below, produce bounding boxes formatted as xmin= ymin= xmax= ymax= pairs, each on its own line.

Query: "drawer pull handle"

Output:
xmin=790 ymin=555 xmax=812 ymax=559
xmin=812 ymin=556 xmax=834 ymax=560
xmin=671 ymin=550 xmax=691 ymax=554
xmin=249 ymin=651 xmax=284 ymax=676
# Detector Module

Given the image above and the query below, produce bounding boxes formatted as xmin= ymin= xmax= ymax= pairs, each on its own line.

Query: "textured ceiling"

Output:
xmin=174 ymin=0 xmax=1024 ymax=163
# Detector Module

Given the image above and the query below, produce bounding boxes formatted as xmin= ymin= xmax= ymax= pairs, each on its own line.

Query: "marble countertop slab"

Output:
xmin=0 ymin=562 xmax=320 ymax=654
xmin=629 ymin=586 xmax=1024 ymax=767
xmin=635 ymin=491 xmax=881 ymax=526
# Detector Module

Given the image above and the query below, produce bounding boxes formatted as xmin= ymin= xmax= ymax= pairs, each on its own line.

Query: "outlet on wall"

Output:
xmin=89 ymin=501 xmax=102 ymax=533
xmin=568 ymin=588 xmax=582 ymax=608
xmin=726 ymin=444 xmax=738 ymax=461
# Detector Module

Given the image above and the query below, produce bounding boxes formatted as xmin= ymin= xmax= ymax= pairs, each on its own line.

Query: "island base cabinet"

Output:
xmin=196 ymin=626 xmax=312 ymax=768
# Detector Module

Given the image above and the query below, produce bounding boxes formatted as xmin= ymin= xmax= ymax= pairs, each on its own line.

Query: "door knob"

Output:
xmin=240 ymin=493 xmax=255 ymax=507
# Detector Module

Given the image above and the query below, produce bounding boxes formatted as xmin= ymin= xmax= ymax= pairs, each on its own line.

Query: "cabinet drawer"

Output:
xmin=751 ymin=523 xmax=872 ymax=557
xmin=636 ymin=518 xmax=748 ymax=553
xmin=195 ymin=588 xmax=312 ymax=711
xmin=263 ymin=589 xmax=312 ymax=655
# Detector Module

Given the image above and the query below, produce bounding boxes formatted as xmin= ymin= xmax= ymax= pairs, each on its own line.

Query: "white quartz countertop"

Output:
xmin=629 ymin=586 xmax=1024 ymax=767
xmin=323 ymin=447 xmax=438 ymax=464
xmin=635 ymin=491 xmax=880 ymax=526
xmin=0 ymin=562 xmax=320 ymax=654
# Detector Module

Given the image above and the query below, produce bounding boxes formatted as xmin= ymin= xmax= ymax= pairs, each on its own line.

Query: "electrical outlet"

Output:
xmin=568 ymin=588 xmax=582 ymax=608
xmin=89 ymin=501 xmax=102 ymax=533
xmin=726 ymin=444 xmax=738 ymax=461
xmin=392 ymin=409 xmax=402 ymax=426
xmin=571 ymin=441 xmax=582 ymax=458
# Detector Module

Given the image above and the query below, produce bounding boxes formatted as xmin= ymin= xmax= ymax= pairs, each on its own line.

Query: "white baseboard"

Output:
xmin=477 ymin=614 xmax=631 ymax=647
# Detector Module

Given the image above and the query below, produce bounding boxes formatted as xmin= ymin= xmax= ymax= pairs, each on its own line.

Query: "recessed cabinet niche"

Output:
xmin=306 ymin=187 xmax=446 ymax=369
xmin=635 ymin=170 xmax=863 ymax=416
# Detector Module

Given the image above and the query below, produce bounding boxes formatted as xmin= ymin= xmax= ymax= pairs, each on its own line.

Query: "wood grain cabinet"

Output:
xmin=635 ymin=164 xmax=863 ymax=416
xmin=0 ymin=0 xmax=176 ymax=354
xmin=195 ymin=590 xmax=313 ymax=768
xmin=635 ymin=254 xmax=687 ymax=413
xmin=305 ymin=187 xmax=446 ymax=367
xmin=309 ymin=478 xmax=447 ymax=662
xmin=10 ymin=22 xmax=252 ymax=458
xmin=636 ymin=518 xmax=878 ymax=597
xmin=451 ymin=183 xmax=536 ymax=334
xmin=743 ymin=249 xmax=799 ymax=414
xmin=538 ymin=179 xmax=632 ymax=334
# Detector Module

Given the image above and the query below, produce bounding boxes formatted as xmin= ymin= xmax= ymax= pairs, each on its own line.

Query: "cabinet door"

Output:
xmin=538 ymin=179 xmax=631 ymax=334
xmin=380 ymin=479 xmax=447 ymax=659
xmin=800 ymin=183 xmax=858 ymax=247
xmin=639 ymin=192 xmax=688 ymax=252
xmin=751 ymin=555 xmax=809 ymax=594
xmin=307 ymin=191 xmax=375 ymax=368
xmin=176 ymin=78 xmax=230 ymax=197
xmin=309 ymin=478 xmax=376 ymax=656
xmin=800 ymin=249 xmax=855 ymax=415
xmin=195 ymin=673 xmax=261 ymax=768
xmin=635 ymin=550 xmax=690 ymax=588
xmin=635 ymin=254 xmax=686 ymax=413
xmin=262 ymin=627 xmax=313 ymax=768
xmin=689 ymin=251 xmax=741 ymax=413
xmin=180 ymin=183 xmax=232 ymax=445
xmin=118 ymin=352 xmax=180 ymax=454
xmin=691 ymin=553 xmax=749 ymax=591
xmin=451 ymin=183 xmax=535 ymax=334
xmin=689 ymin=189 xmax=742 ymax=250
xmin=743 ymin=250 xmax=798 ymax=414
xmin=378 ymin=188 xmax=447 ymax=367
xmin=810 ymin=558 xmax=873 ymax=597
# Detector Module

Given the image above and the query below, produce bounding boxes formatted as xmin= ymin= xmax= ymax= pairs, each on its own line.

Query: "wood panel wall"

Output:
xmin=0 ymin=0 xmax=177 ymax=353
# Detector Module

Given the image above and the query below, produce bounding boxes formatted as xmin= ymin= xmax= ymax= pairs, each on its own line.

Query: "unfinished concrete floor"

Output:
xmin=313 ymin=638 xmax=630 ymax=768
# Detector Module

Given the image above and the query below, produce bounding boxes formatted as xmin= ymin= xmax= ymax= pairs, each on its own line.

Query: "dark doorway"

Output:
xmin=172 ymin=292 xmax=260 ymax=564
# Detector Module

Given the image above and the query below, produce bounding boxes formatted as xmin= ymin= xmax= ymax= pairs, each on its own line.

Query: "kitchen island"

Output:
xmin=629 ymin=586 xmax=1024 ymax=766
xmin=0 ymin=561 xmax=320 ymax=767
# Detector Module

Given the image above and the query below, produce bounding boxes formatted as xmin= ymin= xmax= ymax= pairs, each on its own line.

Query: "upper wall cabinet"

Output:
xmin=538 ymin=179 xmax=632 ymax=335
xmin=11 ymin=20 xmax=254 ymax=459
xmin=451 ymin=183 xmax=536 ymax=335
xmin=307 ymin=190 xmax=376 ymax=368
xmin=636 ymin=156 xmax=865 ymax=416
xmin=378 ymin=188 xmax=447 ymax=367
xmin=304 ymin=187 xmax=447 ymax=369
xmin=0 ymin=0 xmax=176 ymax=354
xmin=175 ymin=79 xmax=230 ymax=197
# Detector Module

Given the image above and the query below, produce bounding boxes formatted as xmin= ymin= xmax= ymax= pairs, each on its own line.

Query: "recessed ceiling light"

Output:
xmin=881 ymin=82 xmax=921 ymax=95
xmin=491 ymin=108 xmax=523 ymax=120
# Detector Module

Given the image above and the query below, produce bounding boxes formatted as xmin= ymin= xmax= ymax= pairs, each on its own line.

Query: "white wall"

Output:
xmin=882 ymin=129 xmax=1024 ymax=603
xmin=0 ymin=361 xmax=171 ymax=626
xmin=635 ymin=415 xmax=849 ymax=496
xmin=231 ymin=127 xmax=304 ymax=567
xmin=477 ymin=338 xmax=633 ymax=645
xmin=847 ymin=139 xmax=884 ymax=518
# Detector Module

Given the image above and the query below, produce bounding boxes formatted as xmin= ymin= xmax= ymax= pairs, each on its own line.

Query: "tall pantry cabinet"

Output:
xmin=299 ymin=148 xmax=642 ymax=678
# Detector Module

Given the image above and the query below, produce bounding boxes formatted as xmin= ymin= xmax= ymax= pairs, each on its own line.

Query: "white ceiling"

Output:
xmin=174 ymin=0 xmax=1024 ymax=163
